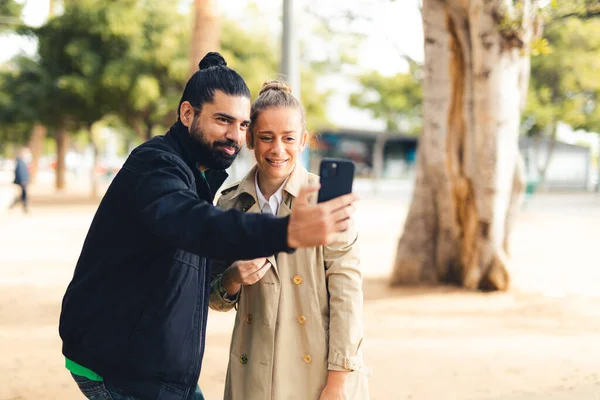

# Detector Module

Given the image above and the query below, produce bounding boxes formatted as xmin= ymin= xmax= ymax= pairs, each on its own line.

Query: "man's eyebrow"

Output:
xmin=257 ymin=130 xmax=297 ymax=134
xmin=213 ymin=112 xmax=235 ymax=120
xmin=214 ymin=112 xmax=250 ymax=125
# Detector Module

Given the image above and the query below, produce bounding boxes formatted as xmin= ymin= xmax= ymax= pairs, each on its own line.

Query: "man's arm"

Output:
xmin=133 ymin=154 xmax=291 ymax=260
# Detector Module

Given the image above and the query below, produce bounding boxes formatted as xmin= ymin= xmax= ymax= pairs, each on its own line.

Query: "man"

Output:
xmin=59 ymin=52 xmax=357 ymax=400
xmin=10 ymin=147 xmax=29 ymax=213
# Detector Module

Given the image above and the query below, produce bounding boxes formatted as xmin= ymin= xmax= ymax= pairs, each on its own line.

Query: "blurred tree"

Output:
xmin=189 ymin=0 xmax=220 ymax=76
xmin=0 ymin=0 xmax=22 ymax=31
xmin=1 ymin=1 xmax=330 ymax=192
xmin=1 ymin=0 xmax=190 ymax=194
xmin=349 ymin=67 xmax=422 ymax=133
xmin=27 ymin=0 xmax=55 ymax=183
xmin=39 ymin=0 xmax=141 ymax=193
xmin=0 ymin=67 xmax=32 ymax=157
xmin=0 ymin=0 xmax=26 ymax=156
xmin=221 ymin=19 xmax=330 ymax=132
xmin=106 ymin=0 xmax=189 ymax=142
xmin=391 ymin=0 xmax=543 ymax=291
xmin=552 ymin=0 xmax=600 ymax=19
xmin=524 ymin=9 xmax=600 ymax=189
xmin=0 ymin=0 xmax=141 ymax=191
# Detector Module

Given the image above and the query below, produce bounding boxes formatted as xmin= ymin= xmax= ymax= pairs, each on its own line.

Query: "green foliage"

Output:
xmin=525 ymin=14 xmax=600 ymax=135
xmin=104 ymin=0 xmax=189 ymax=139
xmin=0 ymin=0 xmax=188 ymax=141
xmin=551 ymin=0 xmax=600 ymax=19
xmin=350 ymin=68 xmax=422 ymax=133
xmin=530 ymin=37 xmax=552 ymax=56
xmin=220 ymin=21 xmax=278 ymax=101
xmin=221 ymin=19 xmax=330 ymax=132
xmin=0 ymin=1 xmax=331 ymax=146
xmin=0 ymin=0 xmax=23 ymax=33
xmin=0 ymin=0 xmax=21 ymax=16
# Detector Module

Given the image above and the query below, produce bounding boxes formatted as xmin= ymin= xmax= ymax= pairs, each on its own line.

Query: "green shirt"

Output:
xmin=65 ymin=357 xmax=103 ymax=381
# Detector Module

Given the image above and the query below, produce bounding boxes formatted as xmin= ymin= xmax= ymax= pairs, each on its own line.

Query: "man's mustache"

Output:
xmin=213 ymin=139 xmax=240 ymax=152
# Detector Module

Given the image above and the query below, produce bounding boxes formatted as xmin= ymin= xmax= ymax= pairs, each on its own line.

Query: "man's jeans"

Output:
xmin=71 ymin=373 xmax=205 ymax=400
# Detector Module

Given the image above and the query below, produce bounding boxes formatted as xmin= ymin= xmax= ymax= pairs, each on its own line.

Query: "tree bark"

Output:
xmin=391 ymin=0 xmax=537 ymax=291
xmin=89 ymin=125 xmax=100 ymax=199
xmin=27 ymin=123 xmax=47 ymax=183
xmin=597 ymin=134 xmax=600 ymax=193
xmin=533 ymin=123 xmax=557 ymax=192
xmin=372 ymin=134 xmax=387 ymax=193
xmin=189 ymin=0 xmax=220 ymax=76
xmin=55 ymin=127 xmax=70 ymax=191
xmin=145 ymin=121 xmax=154 ymax=142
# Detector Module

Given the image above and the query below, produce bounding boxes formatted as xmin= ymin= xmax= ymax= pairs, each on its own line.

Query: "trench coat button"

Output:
xmin=245 ymin=314 xmax=253 ymax=324
xmin=242 ymin=204 xmax=251 ymax=212
xmin=303 ymin=354 xmax=312 ymax=364
xmin=240 ymin=354 xmax=248 ymax=364
xmin=293 ymin=275 xmax=303 ymax=285
xmin=298 ymin=315 xmax=306 ymax=325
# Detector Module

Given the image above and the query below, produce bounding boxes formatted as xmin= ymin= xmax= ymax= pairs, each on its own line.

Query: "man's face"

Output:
xmin=181 ymin=90 xmax=251 ymax=170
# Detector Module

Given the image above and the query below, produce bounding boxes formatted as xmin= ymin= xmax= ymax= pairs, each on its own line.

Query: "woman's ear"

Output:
xmin=299 ymin=131 xmax=309 ymax=151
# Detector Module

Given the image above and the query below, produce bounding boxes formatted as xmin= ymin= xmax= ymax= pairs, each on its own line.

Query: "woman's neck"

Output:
xmin=257 ymin=170 xmax=291 ymax=200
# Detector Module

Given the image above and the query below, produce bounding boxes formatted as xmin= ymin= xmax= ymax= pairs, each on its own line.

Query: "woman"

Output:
xmin=210 ymin=80 xmax=369 ymax=400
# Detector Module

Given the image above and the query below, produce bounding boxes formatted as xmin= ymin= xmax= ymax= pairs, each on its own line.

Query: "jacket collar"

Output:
xmin=230 ymin=164 xmax=309 ymax=204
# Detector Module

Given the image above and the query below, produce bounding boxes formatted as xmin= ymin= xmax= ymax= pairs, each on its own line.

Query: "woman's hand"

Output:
xmin=319 ymin=371 xmax=349 ymax=400
xmin=221 ymin=258 xmax=270 ymax=296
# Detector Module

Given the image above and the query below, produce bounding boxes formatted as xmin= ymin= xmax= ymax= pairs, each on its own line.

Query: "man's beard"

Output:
xmin=189 ymin=118 xmax=240 ymax=170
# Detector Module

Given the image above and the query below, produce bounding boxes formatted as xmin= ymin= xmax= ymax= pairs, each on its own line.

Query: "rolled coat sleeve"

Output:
xmin=323 ymin=224 xmax=369 ymax=374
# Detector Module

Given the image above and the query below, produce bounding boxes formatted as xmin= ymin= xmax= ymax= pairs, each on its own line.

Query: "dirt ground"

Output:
xmin=1 ymin=180 xmax=600 ymax=400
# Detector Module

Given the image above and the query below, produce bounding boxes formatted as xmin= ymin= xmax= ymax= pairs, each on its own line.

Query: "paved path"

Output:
xmin=1 ymin=181 xmax=600 ymax=399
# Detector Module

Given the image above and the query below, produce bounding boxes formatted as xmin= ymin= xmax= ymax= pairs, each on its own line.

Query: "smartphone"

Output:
xmin=317 ymin=158 xmax=356 ymax=203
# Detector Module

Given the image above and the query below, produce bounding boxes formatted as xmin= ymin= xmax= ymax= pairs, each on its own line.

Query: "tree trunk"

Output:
xmin=189 ymin=0 xmax=220 ymax=76
xmin=533 ymin=123 xmax=557 ymax=191
xmin=597 ymin=134 xmax=600 ymax=193
xmin=145 ymin=121 xmax=154 ymax=142
xmin=89 ymin=126 xmax=100 ymax=199
xmin=55 ymin=127 xmax=70 ymax=191
xmin=28 ymin=124 xmax=47 ymax=183
xmin=391 ymin=0 xmax=538 ymax=291
xmin=372 ymin=134 xmax=387 ymax=193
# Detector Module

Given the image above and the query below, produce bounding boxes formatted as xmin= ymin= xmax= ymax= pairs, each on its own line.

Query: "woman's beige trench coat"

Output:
xmin=209 ymin=164 xmax=370 ymax=400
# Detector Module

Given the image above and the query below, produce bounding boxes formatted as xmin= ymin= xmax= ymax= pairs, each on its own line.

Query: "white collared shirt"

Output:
xmin=255 ymin=170 xmax=288 ymax=216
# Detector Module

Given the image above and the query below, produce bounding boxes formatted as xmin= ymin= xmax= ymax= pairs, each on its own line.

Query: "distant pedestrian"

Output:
xmin=10 ymin=147 xmax=30 ymax=213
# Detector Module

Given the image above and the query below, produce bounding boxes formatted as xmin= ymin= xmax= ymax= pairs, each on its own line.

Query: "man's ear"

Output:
xmin=180 ymin=101 xmax=196 ymax=128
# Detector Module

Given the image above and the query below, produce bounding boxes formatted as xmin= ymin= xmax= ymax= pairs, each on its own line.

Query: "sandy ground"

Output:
xmin=1 ymin=178 xmax=600 ymax=400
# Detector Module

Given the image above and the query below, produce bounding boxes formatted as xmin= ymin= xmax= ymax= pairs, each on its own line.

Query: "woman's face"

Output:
xmin=249 ymin=107 xmax=307 ymax=182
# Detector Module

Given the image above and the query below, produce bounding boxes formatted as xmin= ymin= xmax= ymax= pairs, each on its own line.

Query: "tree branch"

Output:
xmin=558 ymin=10 xmax=600 ymax=20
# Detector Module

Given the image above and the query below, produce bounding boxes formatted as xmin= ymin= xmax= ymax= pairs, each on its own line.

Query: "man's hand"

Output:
xmin=221 ymin=258 xmax=270 ymax=296
xmin=288 ymin=185 xmax=358 ymax=249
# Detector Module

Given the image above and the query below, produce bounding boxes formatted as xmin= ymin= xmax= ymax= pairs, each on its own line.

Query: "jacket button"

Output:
xmin=303 ymin=354 xmax=312 ymax=364
xmin=245 ymin=314 xmax=253 ymax=324
xmin=240 ymin=354 xmax=248 ymax=365
xmin=298 ymin=315 xmax=306 ymax=325
xmin=293 ymin=275 xmax=303 ymax=285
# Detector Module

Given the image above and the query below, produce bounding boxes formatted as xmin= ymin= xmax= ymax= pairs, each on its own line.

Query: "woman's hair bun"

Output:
xmin=259 ymin=80 xmax=292 ymax=96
